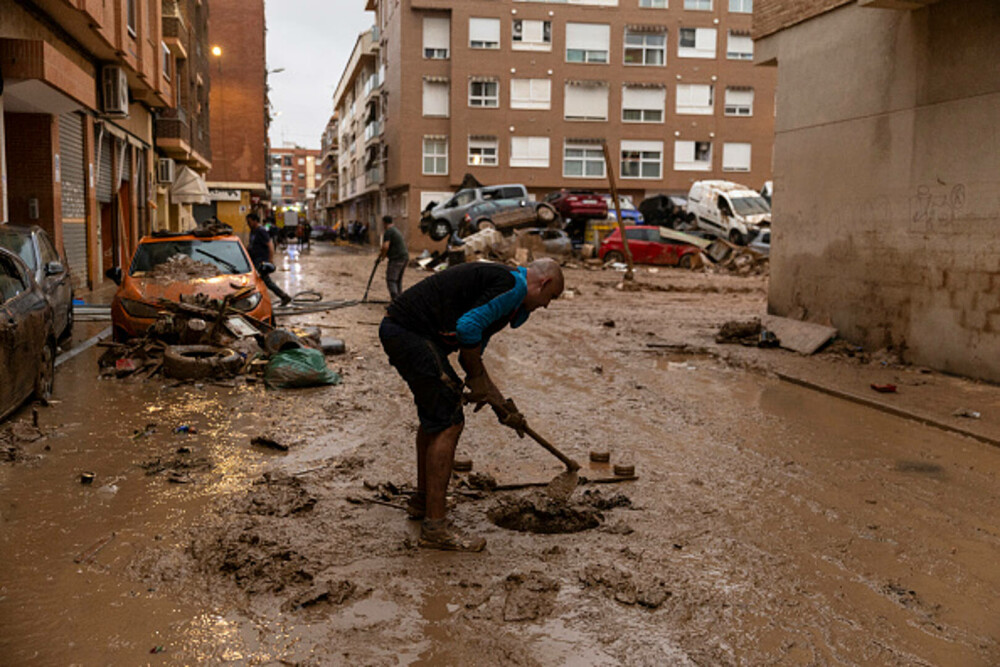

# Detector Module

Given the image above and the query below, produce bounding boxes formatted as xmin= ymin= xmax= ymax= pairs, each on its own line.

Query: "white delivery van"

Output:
xmin=685 ymin=180 xmax=771 ymax=245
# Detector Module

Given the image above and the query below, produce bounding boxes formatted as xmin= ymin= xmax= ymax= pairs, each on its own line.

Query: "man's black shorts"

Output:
xmin=379 ymin=317 xmax=464 ymax=434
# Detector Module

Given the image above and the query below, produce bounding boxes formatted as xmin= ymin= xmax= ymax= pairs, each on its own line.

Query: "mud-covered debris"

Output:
xmin=140 ymin=254 xmax=221 ymax=283
xmin=488 ymin=494 xmax=602 ymax=534
xmin=251 ymin=434 xmax=291 ymax=451
xmin=716 ymin=318 xmax=767 ymax=346
xmin=465 ymin=472 xmax=498 ymax=491
xmin=636 ymin=578 xmax=673 ymax=608
xmin=282 ymin=579 xmax=358 ymax=612
xmin=580 ymin=489 xmax=632 ymax=510
xmin=600 ymin=520 xmax=634 ymax=535
xmin=334 ymin=456 xmax=366 ymax=472
xmin=579 ymin=564 xmax=672 ymax=609
xmin=140 ymin=454 xmax=212 ymax=477
xmin=952 ymin=408 xmax=981 ymax=419
xmin=244 ymin=472 xmax=317 ymax=516
xmin=503 ymin=571 xmax=560 ymax=622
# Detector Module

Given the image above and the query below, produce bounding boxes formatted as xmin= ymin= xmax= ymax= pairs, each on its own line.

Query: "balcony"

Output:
xmin=365 ymin=166 xmax=383 ymax=187
xmin=364 ymin=119 xmax=382 ymax=143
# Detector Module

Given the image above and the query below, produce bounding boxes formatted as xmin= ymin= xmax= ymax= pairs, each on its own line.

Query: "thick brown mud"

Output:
xmin=2 ymin=244 xmax=999 ymax=665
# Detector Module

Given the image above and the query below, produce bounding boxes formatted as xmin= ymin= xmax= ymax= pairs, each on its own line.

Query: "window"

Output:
xmin=422 ymin=79 xmax=450 ymax=117
xmin=729 ymin=0 xmax=752 ymax=12
xmin=469 ymin=17 xmax=500 ymax=49
xmin=566 ymin=23 xmax=610 ymax=63
xmin=684 ymin=0 xmax=711 ymax=9
xmin=674 ymin=140 xmax=713 ymax=171
xmin=127 ymin=0 xmax=137 ymax=35
xmin=622 ymin=85 xmax=665 ymax=122
xmin=620 ymin=140 xmax=663 ymax=179
xmin=298 ymin=158 xmax=305 ymax=165
xmin=722 ymin=143 xmax=751 ymax=172
xmin=469 ymin=80 xmax=499 ymax=108
xmin=624 ymin=30 xmax=666 ymax=66
xmin=423 ymin=17 xmax=450 ymax=59
xmin=283 ymin=185 xmax=293 ymax=195
xmin=510 ymin=78 xmax=552 ymax=110
xmin=727 ymin=31 xmax=753 ymax=60
xmin=161 ymin=42 xmax=171 ymax=81
xmin=564 ymin=83 xmax=608 ymax=121
xmin=563 ymin=142 xmax=605 ymax=178
xmin=512 ymin=19 xmax=552 ymax=51
xmin=724 ymin=87 xmax=754 ymax=116
xmin=283 ymin=156 xmax=292 ymax=166
xmin=510 ymin=137 xmax=550 ymax=168
xmin=678 ymin=27 xmax=716 ymax=58
xmin=423 ymin=137 xmax=448 ymax=175
xmin=640 ymin=0 xmax=668 ymax=7
xmin=468 ymin=137 xmax=499 ymax=166
xmin=676 ymin=83 xmax=713 ymax=114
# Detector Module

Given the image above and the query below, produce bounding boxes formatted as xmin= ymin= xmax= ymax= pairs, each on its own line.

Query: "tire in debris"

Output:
xmin=163 ymin=345 xmax=243 ymax=380
xmin=536 ymin=203 xmax=557 ymax=225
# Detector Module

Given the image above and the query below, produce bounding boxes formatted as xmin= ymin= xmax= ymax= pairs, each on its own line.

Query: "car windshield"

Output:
xmin=730 ymin=195 xmax=771 ymax=216
xmin=0 ymin=230 xmax=37 ymax=270
xmin=129 ymin=240 xmax=251 ymax=276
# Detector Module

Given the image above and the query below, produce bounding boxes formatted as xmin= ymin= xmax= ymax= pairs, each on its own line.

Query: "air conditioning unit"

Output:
xmin=157 ymin=158 xmax=176 ymax=184
xmin=101 ymin=66 xmax=130 ymax=117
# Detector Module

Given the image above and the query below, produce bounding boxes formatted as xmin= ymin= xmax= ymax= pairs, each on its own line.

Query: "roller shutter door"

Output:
xmin=96 ymin=127 xmax=112 ymax=203
xmin=59 ymin=112 xmax=87 ymax=288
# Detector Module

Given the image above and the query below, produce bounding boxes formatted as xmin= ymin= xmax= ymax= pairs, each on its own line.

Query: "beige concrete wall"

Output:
xmin=764 ymin=0 xmax=1000 ymax=381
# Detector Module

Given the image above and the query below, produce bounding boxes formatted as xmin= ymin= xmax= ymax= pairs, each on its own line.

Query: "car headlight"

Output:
xmin=232 ymin=291 xmax=262 ymax=312
xmin=120 ymin=298 xmax=163 ymax=319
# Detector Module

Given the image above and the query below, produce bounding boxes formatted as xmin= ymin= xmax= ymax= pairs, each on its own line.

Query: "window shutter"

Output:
xmin=521 ymin=19 xmax=545 ymax=43
xmin=565 ymin=83 xmax=608 ymax=120
xmin=694 ymin=28 xmax=716 ymax=52
xmin=469 ymin=18 xmax=500 ymax=45
xmin=423 ymin=17 xmax=450 ymax=52
xmin=622 ymin=85 xmax=665 ymax=111
xmin=674 ymin=140 xmax=695 ymax=163
xmin=566 ymin=23 xmax=610 ymax=51
xmin=725 ymin=88 xmax=754 ymax=106
xmin=622 ymin=139 xmax=663 ymax=153
xmin=422 ymin=80 xmax=449 ymax=116
xmin=722 ymin=143 xmax=752 ymax=170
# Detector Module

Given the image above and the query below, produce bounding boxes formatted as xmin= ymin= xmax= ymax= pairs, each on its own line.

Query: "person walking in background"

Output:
xmin=246 ymin=213 xmax=292 ymax=307
xmin=379 ymin=215 xmax=408 ymax=301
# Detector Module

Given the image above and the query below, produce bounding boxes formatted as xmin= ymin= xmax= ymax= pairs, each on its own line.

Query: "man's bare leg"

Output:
xmin=423 ymin=423 xmax=463 ymax=520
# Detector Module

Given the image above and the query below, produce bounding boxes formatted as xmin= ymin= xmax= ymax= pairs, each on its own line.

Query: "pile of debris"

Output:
xmin=99 ymin=287 xmax=342 ymax=387
xmin=138 ymin=255 xmax=221 ymax=283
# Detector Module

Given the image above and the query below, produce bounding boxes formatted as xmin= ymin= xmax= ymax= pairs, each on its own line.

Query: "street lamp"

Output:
xmin=211 ymin=45 xmax=222 ymax=57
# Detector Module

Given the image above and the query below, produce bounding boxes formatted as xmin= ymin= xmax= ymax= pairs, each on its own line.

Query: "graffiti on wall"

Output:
xmin=909 ymin=184 xmax=966 ymax=234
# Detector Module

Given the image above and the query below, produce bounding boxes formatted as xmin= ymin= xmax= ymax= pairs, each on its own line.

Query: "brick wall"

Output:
xmin=753 ymin=0 xmax=853 ymax=39
xmin=4 ymin=113 xmax=58 ymax=243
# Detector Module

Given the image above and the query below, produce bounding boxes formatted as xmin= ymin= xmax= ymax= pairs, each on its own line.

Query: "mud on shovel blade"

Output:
xmin=518 ymin=423 xmax=581 ymax=502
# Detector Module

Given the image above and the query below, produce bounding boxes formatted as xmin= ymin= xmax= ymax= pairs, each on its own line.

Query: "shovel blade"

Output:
xmin=544 ymin=469 xmax=579 ymax=502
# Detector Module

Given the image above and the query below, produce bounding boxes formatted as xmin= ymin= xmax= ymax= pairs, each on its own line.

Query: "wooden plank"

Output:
xmin=763 ymin=315 xmax=837 ymax=355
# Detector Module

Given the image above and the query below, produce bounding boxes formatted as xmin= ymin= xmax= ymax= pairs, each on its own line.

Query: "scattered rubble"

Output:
xmin=503 ymin=571 xmax=561 ymax=621
xmin=579 ymin=564 xmax=673 ymax=609
xmin=138 ymin=255 xmax=221 ymax=283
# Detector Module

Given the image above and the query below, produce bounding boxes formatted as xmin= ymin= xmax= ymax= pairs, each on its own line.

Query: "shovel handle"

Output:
xmin=521 ymin=424 xmax=581 ymax=472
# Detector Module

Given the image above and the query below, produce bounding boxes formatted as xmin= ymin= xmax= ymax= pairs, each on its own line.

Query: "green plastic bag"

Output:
xmin=264 ymin=348 xmax=341 ymax=389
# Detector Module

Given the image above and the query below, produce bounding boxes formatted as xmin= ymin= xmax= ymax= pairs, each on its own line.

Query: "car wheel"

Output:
xmin=729 ymin=229 xmax=746 ymax=246
xmin=476 ymin=219 xmax=496 ymax=231
xmin=604 ymin=250 xmax=625 ymax=264
xmin=536 ymin=204 xmax=557 ymax=224
xmin=429 ymin=220 xmax=451 ymax=242
xmin=34 ymin=338 xmax=56 ymax=401
xmin=679 ymin=254 xmax=694 ymax=270
xmin=61 ymin=301 xmax=74 ymax=341
xmin=163 ymin=345 xmax=243 ymax=380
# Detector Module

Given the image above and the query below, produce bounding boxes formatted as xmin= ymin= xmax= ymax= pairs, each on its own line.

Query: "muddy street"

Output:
xmin=2 ymin=244 xmax=999 ymax=666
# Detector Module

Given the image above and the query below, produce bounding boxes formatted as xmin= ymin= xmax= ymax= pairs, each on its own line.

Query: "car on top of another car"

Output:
xmin=0 ymin=224 xmax=74 ymax=340
xmin=599 ymin=194 xmax=644 ymax=224
xmin=107 ymin=228 xmax=274 ymax=341
xmin=598 ymin=225 xmax=701 ymax=269
xmin=542 ymin=189 xmax=608 ymax=223
xmin=461 ymin=198 xmax=559 ymax=235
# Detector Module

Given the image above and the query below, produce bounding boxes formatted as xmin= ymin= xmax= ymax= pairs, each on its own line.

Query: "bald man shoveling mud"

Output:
xmin=379 ymin=258 xmax=565 ymax=552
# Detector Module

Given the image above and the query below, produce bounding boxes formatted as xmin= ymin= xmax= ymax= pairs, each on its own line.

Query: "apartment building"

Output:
xmin=755 ymin=0 xmax=1000 ymax=382
xmin=205 ymin=0 xmax=269 ymax=235
xmin=269 ymin=146 xmax=321 ymax=215
xmin=155 ymin=0 xmax=213 ymax=231
xmin=313 ymin=113 xmax=340 ymax=225
xmin=1 ymin=0 xmax=175 ymax=291
xmin=332 ymin=25 xmax=383 ymax=238
xmin=349 ymin=0 xmax=774 ymax=248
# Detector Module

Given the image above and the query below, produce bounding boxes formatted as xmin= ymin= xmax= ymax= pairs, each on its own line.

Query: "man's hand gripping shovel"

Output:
xmin=464 ymin=390 xmax=581 ymax=502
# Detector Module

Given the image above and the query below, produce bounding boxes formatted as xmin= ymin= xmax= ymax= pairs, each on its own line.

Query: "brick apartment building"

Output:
xmin=205 ymin=0 xmax=269 ymax=236
xmin=268 ymin=145 xmax=321 ymax=219
xmin=1 ymin=0 xmax=179 ymax=292
xmin=754 ymin=0 xmax=1000 ymax=382
xmin=336 ymin=0 xmax=775 ymax=249
xmin=312 ymin=113 xmax=339 ymax=226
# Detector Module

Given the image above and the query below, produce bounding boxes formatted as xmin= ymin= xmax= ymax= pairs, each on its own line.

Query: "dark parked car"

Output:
xmin=0 ymin=224 xmax=73 ymax=339
xmin=0 ymin=247 xmax=56 ymax=422
xmin=638 ymin=194 xmax=694 ymax=229
xmin=598 ymin=226 xmax=701 ymax=268
xmin=542 ymin=189 xmax=608 ymax=223
xmin=461 ymin=198 xmax=559 ymax=235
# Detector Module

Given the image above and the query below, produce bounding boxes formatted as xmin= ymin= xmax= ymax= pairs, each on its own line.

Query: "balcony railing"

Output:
xmin=365 ymin=166 xmax=383 ymax=187
xmin=364 ymin=119 xmax=382 ymax=142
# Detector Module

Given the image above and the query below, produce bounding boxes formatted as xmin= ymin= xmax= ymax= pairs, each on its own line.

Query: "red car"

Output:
xmin=599 ymin=226 xmax=701 ymax=268
xmin=543 ymin=189 xmax=608 ymax=222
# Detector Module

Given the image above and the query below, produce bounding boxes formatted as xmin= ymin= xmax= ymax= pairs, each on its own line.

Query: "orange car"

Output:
xmin=108 ymin=230 xmax=274 ymax=341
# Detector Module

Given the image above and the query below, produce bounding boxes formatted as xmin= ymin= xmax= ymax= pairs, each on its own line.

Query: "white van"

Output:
xmin=685 ymin=180 xmax=771 ymax=245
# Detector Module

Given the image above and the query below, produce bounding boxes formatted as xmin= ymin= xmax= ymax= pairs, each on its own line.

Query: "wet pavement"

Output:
xmin=2 ymin=243 xmax=999 ymax=665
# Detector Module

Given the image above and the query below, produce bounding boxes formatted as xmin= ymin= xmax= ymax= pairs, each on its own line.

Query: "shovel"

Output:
xmin=484 ymin=396 xmax=582 ymax=502
xmin=362 ymin=256 xmax=382 ymax=303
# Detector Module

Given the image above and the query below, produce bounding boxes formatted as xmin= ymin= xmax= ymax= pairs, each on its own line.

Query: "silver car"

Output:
xmin=0 ymin=224 xmax=73 ymax=339
xmin=420 ymin=184 xmax=530 ymax=241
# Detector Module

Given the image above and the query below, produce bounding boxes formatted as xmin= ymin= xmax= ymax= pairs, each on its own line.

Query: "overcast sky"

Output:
xmin=266 ymin=1 xmax=374 ymax=149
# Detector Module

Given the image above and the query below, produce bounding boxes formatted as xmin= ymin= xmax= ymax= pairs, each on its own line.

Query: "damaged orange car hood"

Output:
xmin=123 ymin=273 xmax=256 ymax=304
